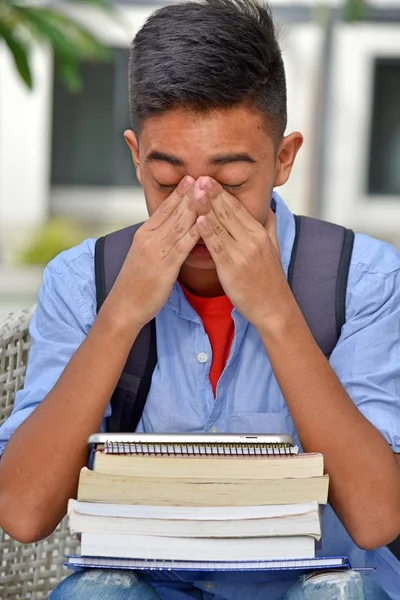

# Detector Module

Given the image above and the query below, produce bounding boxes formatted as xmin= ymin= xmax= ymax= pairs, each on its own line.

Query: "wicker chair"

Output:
xmin=0 ymin=307 xmax=78 ymax=599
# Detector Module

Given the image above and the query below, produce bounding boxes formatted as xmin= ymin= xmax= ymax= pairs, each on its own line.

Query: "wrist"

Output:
xmin=254 ymin=300 xmax=306 ymax=345
xmin=96 ymin=298 xmax=144 ymax=346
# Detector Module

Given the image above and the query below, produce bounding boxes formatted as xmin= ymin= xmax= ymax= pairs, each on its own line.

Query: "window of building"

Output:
xmin=367 ymin=58 xmax=400 ymax=196
xmin=51 ymin=49 xmax=140 ymax=187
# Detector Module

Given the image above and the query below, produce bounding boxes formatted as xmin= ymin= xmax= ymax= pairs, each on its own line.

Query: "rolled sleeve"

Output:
xmin=330 ymin=253 xmax=400 ymax=452
xmin=0 ymin=239 xmax=101 ymax=456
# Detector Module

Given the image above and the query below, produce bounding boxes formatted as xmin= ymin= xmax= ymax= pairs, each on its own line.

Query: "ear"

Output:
xmin=124 ymin=130 xmax=142 ymax=184
xmin=274 ymin=132 xmax=303 ymax=187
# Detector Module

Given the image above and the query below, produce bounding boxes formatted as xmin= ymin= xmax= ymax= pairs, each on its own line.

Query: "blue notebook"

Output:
xmin=64 ymin=555 xmax=351 ymax=582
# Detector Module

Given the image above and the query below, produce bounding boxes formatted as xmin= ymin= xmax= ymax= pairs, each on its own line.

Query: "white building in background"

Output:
xmin=1 ymin=0 xmax=400 ymax=263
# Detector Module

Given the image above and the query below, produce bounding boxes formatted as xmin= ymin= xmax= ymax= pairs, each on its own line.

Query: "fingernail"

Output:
xmin=200 ymin=177 xmax=213 ymax=191
xmin=180 ymin=176 xmax=194 ymax=191
xmin=197 ymin=215 xmax=208 ymax=229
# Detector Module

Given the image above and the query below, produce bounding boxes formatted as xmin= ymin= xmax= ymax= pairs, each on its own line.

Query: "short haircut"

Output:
xmin=128 ymin=0 xmax=287 ymax=139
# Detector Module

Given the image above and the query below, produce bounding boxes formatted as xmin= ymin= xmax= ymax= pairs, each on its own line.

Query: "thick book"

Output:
xmin=77 ymin=468 xmax=329 ymax=506
xmin=64 ymin=555 xmax=351 ymax=582
xmin=80 ymin=531 xmax=316 ymax=561
xmin=68 ymin=499 xmax=322 ymax=540
xmin=93 ymin=452 xmax=324 ymax=480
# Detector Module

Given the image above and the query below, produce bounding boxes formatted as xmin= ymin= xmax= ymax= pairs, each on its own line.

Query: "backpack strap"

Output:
xmin=288 ymin=216 xmax=355 ymax=358
xmin=94 ymin=224 xmax=157 ymax=433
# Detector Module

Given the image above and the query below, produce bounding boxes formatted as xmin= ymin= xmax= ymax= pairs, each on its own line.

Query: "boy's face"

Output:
xmin=125 ymin=105 xmax=302 ymax=270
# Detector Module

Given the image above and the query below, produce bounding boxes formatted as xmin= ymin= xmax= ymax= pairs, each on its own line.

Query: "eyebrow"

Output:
xmin=146 ymin=151 xmax=183 ymax=167
xmin=210 ymin=153 xmax=256 ymax=166
xmin=145 ymin=150 xmax=256 ymax=167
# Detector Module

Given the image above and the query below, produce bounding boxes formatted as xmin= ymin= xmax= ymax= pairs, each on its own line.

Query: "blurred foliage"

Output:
xmin=0 ymin=0 xmax=111 ymax=91
xmin=314 ymin=0 xmax=366 ymax=25
xmin=18 ymin=218 xmax=91 ymax=265
xmin=343 ymin=0 xmax=366 ymax=22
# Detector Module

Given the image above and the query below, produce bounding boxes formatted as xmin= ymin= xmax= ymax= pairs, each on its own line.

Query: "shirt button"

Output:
xmin=211 ymin=426 xmax=218 ymax=433
xmin=197 ymin=352 xmax=208 ymax=363
xmin=204 ymin=582 xmax=214 ymax=590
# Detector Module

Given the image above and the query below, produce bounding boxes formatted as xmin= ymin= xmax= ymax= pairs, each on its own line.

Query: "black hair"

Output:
xmin=128 ymin=0 xmax=287 ymax=138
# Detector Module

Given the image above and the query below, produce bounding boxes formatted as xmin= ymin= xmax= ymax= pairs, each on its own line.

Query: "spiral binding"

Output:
xmin=102 ymin=441 xmax=298 ymax=456
xmin=65 ymin=555 xmax=349 ymax=573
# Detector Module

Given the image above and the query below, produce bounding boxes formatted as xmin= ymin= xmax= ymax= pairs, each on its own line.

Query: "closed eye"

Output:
xmin=156 ymin=182 xmax=178 ymax=192
xmin=221 ymin=183 xmax=245 ymax=191
xmin=156 ymin=181 xmax=246 ymax=192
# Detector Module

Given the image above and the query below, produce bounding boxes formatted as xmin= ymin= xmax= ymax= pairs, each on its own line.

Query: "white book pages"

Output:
xmin=68 ymin=499 xmax=319 ymax=521
xmin=81 ymin=532 xmax=316 ymax=561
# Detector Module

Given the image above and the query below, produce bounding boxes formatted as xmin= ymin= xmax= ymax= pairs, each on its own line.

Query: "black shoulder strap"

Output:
xmin=94 ymin=224 xmax=157 ymax=433
xmin=288 ymin=215 xmax=354 ymax=358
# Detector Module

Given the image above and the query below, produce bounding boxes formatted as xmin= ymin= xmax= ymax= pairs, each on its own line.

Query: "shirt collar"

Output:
xmin=272 ymin=190 xmax=296 ymax=277
xmin=166 ymin=191 xmax=296 ymax=312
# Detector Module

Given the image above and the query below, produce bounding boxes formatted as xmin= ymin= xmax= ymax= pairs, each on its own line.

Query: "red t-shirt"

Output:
xmin=182 ymin=286 xmax=234 ymax=396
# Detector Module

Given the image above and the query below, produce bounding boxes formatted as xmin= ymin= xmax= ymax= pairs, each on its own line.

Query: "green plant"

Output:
xmin=18 ymin=218 xmax=91 ymax=266
xmin=0 ymin=0 xmax=111 ymax=91
xmin=343 ymin=0 xmax=366 ymax=22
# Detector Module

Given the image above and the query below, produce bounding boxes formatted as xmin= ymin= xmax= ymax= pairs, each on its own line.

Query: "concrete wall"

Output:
xmin=0 ymin=44 xmax=53 ymax=261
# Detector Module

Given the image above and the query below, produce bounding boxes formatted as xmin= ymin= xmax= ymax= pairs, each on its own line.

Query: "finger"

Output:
xmin=196 ymin=215 xmax=231 ymax=265
xmin=196 ymin=177 xmax=246 ymax=241
xmin=198 ymin=177 xmax=258 ymax=233
xmin=161 ymin=200 xmax=198 ymax=253
xmin=157 ymin=177 xmax=197 ymax=239
xmin=166 ymin=223 xmax=201 ymax=266
xmin=193 ymin=181 xmax=233 ymax=246
xmin=145 ymin=176 xmax=195 ymax=231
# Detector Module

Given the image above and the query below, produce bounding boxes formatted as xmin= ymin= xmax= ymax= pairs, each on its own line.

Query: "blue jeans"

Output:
xmin=282 ymin=570 xmax=391 ymax=599
xmin=49 ymin=569 xmax=391 ymax=600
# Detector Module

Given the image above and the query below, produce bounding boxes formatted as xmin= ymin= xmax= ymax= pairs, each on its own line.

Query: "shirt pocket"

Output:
xmin=229 ymin=411 xmax=295 ymax=436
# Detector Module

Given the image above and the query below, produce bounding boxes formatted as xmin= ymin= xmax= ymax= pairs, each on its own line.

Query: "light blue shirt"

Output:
xmin=1 ymin=193 xmax=400 ymax=600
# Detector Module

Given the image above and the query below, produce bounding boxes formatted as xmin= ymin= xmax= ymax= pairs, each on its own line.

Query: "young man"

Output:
xmin=0 ymin=0 xmax=399 ymax=598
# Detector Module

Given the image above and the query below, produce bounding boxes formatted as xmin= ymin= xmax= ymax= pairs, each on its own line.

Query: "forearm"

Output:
xmin=0 ymin=306 xmax=140 ymax=542
xmin=258 ymin=303 xmax=400 ymax=549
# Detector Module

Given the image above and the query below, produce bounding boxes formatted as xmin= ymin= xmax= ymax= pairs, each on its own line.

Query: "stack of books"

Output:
xmin=66 ymin=434 xmax=349 ymax=577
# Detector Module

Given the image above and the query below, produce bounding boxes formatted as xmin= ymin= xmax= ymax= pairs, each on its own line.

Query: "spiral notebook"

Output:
xmin=88 ymin=433 xmax=299 ymax=457
xmin=64 ymin=555 xmax=352 ymax=582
